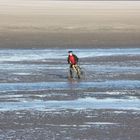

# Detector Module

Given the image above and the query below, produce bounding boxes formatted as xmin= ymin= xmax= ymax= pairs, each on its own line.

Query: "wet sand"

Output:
xmin=0 ymin=48 xmax=140 ymax=139
xmin=0 ymin=109 xmax=140 ymax=140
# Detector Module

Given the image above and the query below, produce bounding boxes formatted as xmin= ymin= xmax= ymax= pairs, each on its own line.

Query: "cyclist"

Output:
xmin=67 ymin=51 xmax=80 ymax=79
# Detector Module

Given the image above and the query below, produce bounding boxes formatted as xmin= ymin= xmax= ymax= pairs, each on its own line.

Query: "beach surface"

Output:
xmin=0 ymin=1 xmax=140 ymax=140
xmin=0 ymin=48 xmax=140 ymax=140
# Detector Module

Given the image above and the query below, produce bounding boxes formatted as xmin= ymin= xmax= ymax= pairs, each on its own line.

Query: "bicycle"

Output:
xmin=68 ymin=64 xmax=85 ymax=80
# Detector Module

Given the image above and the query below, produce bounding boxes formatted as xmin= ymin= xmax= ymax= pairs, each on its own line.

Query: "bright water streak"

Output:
xmin=0 ymin=81 xmax=140 ymax=92
xmin=0 ymin=48 xmax=140 ymax=62
xmin=0 ymin=97 xmax=140 ymax=111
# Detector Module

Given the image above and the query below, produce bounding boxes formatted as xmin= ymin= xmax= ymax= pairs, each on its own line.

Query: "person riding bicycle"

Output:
xmin=67 ymin=51 xmax=80 ymax=79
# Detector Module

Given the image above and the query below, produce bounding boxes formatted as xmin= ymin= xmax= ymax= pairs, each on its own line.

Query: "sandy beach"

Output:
xmin=0 ymin=1 xmax=140 ymax=140
xmin=0 ymin=1 xmax=140 ymax=48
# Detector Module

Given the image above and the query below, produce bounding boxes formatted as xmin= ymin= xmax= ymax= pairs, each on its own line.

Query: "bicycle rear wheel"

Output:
xmin=69 ymin=67 xmax=78 ymax=79
xmin=78 ymin=66 xmax=86 ymax=79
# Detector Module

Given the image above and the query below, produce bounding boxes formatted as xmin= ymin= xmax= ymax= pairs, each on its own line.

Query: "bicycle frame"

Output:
xmin=69 ymin=64 xmax=81 ymax=79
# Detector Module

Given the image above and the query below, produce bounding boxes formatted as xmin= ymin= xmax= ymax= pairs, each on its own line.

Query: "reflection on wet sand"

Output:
xmin=0 ymin=48 xmax=140 ymax=139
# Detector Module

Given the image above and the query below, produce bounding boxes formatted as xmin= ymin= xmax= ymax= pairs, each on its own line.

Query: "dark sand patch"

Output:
xmin=0 ymin=109 xmax=140 ymax=140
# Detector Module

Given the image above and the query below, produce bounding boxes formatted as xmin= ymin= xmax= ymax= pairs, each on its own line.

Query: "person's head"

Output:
xmin=68 ymin=51 xmax=73 ymax=56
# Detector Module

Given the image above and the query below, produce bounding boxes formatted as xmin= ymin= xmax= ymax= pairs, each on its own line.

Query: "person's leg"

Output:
xmin=76 ymin=66 xmax=81 ymax=79
xmin=69 ymin=65 xmax=73 ymax=78
xmin=73 ymin=65 xmax=81 ymax=79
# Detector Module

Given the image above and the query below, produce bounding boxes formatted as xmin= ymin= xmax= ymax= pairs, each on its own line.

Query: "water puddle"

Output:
xmin=0 ymin=80 xmax=140 ymax=92
xmin=0 ymin=96 xmax=139 ymax=111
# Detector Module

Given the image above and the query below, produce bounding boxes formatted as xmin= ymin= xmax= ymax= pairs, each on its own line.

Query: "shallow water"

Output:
xmin=0 ymin=48 xmax=140 ymax=140
xmin=0 ymin=96 xmax=140 ymax=111
xmin=0 ymin=48 xmax=140 ymax=62
xmin=0 ymin=48 xmax=140 ymax=112
xmin=0 ymin=80 xmax=140 ymax=92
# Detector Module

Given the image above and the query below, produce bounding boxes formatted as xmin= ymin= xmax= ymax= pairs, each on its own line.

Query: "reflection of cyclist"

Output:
xmin=67 ymin=51 xmax=80 ymax=79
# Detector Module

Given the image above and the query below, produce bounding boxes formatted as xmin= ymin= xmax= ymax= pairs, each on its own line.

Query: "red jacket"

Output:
xmin=68 ymin=54 xmax=78 ymax=65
